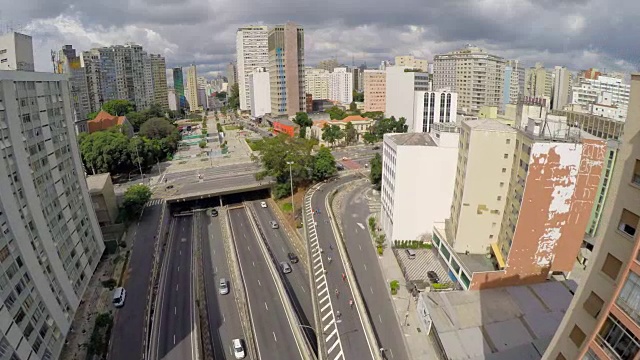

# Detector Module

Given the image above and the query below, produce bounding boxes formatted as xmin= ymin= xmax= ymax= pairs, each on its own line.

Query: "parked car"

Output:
xmin=280 ymin=262 xmax=292 ymax=274
xmin=112 ymin=287 xmax=126 ymax=308
xmin=260 ymin=201 xmax=267 ymax=208
xmin=232 ymin=339 xmax=246 ymax=359
xmin=288 ymin=252 xmax=299 ymax=264
xmin=427 ymin=271 xmax=440 ymax=284
xmin=219 ymin=278 xmax=229 ymax=295
xmin=211 ymin=209 xmax=218 ymax=217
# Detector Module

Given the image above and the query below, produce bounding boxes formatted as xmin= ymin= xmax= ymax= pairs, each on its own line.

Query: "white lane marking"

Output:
xmin=319 ymin=295 xmax=330 ymax=304
xmin=222 ymin=314 xmax=225 ymax=323
xmin=359 ymin=244 xmax=362 ymax=251
xmin=173 ymin=334 xmax=176 ymax=344
xmin=258 ymin=279 xmax=261 ymax=287
xmin=364 ymin=264 xmax=367 ymax=271
xmin=317 ymin=281 xmax=326 ymax=290
xmin=321 ymin=301 xmax=331 ymax=313
xmin=174 ymin=307 xmax=176 ymax=315
xmin=356 ymin=222 xmax=365 ymax=230
xmin=333 ymin=350 xmax=344 ymax=360
xmin=328 ymin=338 xmax=341 ymax=354
xmin=379 ymin=314 xmax=383 ymax=323
xmin=273 ymin=332 xmax=277 ymax=342
xmin=370 ymin=286 xmax=374 ymax=294
xmin=314 ymin=263 xmax=323 ymax=271
xmin=176 ymin=284 xmax=179 ymax=291
xmin=301 ymin=286 xmax=306 ymax=293
xmin=215 ymin=266 xmax=218 ymax=273
xmin=252 ymin=261 xmax=255 ymax=267
xmin=318 ymin=287 xmax=329 ymax=297
xmin=326 ymin=328 xmax=338 ymax=342
xmin=264 ymin=302 xmax=269 ymax=311
xmin=322 ymin=311 xmax=333 ymax=322
xmin=324 ymin=319 xmax=335 ymax=332
xmin=178 ymin=266 xmax=180 ymax=272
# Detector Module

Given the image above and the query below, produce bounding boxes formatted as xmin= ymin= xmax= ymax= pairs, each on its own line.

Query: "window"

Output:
xmin=502 ymin=168 xmax=506 ymax=173
xmin=556 ymin=354 xmax=567 ymax=360
xmin=619 ymin=209 xmax=639 ymax=237
xmin=584 ymin=291 xmax=604 ymax=318
xmin=602 ymin=254 xmax=623 ymax=281
xmin=570 ymin=325 xmax=586 ymax=347
xmin=633 ymin=160 xmax=640 ymax=186
xmin=504 ymin=154 xmax=508 ymax=159
xmin=598 ymin=315 xmax=640 ymax=359
xmin=497 ymin=196 xmax=502 ymax=201
xmin=582 ymin=349 xmax=600 ymax=360
xmin=500 ymin=182 xmax=504 ymax=187
xmin=617 ymin=272 xmax=640 ymax=323
xmin=506 ymin=139 xmax=511 ymax=144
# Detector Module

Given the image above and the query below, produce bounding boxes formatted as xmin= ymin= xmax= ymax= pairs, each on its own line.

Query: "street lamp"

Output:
xmin=286 ymin=161 xmax=294 ymax=218
xmin=133 ymin=136 xmax=144 ymax=181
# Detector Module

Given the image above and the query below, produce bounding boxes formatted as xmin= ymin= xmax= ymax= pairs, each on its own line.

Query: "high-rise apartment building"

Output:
xmin=328 ymin=67 xmax=353 ymax=104
xmin=236 ymin=26 xmax=269 ymax=111
xmin=249 ymin=67 xmax=271 ymax=117
xmin=385 ymin=66 xmax=430 ymax=126
xmin=394 ymin=55 xmax=428 ymax=72
xmin=543 ymin=74 xmax=640 ymax=360
xmin=553 ymin=66 xmax=572 ymax=111
xmin=503 ymin=59 xmax=525 ymax=108
xmin=364 ymin=70 xmax=386 ymax=112
xmin=305 ymin=67 xmax=329 ymax=100
xmin=525 ymin=62 xmax=554 ymax=100
xmin=110 ymin=44 xmax=152 ymax=111
xmin=58 ymin=45 xmax=91 ymax=127
xmin=185 ymin=64 xmax=198 ymax=111
xmin=352 ymin=67 xmax=363 ymax=93
xmin=149 ymin=54 xmax=169 ymax=109
xmin=412 ymin=90 xmax=458 ymax=133
xmin=268 ymin=22 xmax=305 ymax=117
xmin=317 ymin=59 xmax=339 ymax=72
xmin=432 ymin=117 xmax=605 ymax=290
xmin=0 ymin=32 xmax=34 ymax=71
xmin=226 ymin=62 xmax=237 ymax=86
xmin=172 ymin=67 xmax=184 ymax=109
xmin=571 ymin=75 xmax=630 ymax=120
xmin=0 ymin=70 xmax=105 ymax=359
xmin=80 ymin=48 xmax=117 ymax=113
xmin=433 ymin=45 xmax=505 ymax=114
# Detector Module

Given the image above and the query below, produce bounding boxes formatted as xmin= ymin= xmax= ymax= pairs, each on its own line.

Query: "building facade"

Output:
xmin=503 ymin=59 xmax=525 ymax=109
xmin=525 ymin=63 xmax=554 ymax=99
xmin=185 ymin=64 xmax=198 ymax=111
xmin=543 ymin=73 xmax=640 ymax=360
xmin=58 ymin=45 xmax=91 ymax=128
xmin=380 ymin=128 xmax=458 ymax=243
xmin=149 ymin=54 xmax=169 ymax=109
xmin=571 ymin=75 xmax=630 ymax=121
xmin=394 ymin=55 xmax=428 ymax=72
xmin=328 ymin=67 xmax=353 ymax=104
xmin=86 ymin=174 xmax=118 ymax=227
xmin=305 ymin=67 xmax=329 ymax=100
xmin=553 ymin=66 xmax=572 ymax=111
xmin=172 ymin=67 xmax=184 ymax=100
xmin=412 ymin=90 xmax=458 ymax=133
xmin=268 ymin=22 xmax=305 ymax=117
xmin=226 ymin=62 xmax=237 ymax=86
xmin=433 ymin=45 xmax=505 ymax=114
xmin=249 ymin=67 xmax=271 ymax=118
xmin=385 ymin=66 xmax=429 ymax=126
xmin=364 ymin=70 xmax=386 ymax=113
xmin=0 ymin=70 xmax=105 ymax=359
xmin=0 ymin=33 xmax=34 ymax=71
xmin=236 ymin=26 xmax=269 ymax=111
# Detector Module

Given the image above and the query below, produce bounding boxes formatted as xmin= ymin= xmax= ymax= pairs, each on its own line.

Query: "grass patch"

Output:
xmin=281 ymin=202 xmax=293 ymax=213
xmin=224 ymin=125 xmax=241 ymax=131
xmin=245 ymin=139 xmax=262 ymax=151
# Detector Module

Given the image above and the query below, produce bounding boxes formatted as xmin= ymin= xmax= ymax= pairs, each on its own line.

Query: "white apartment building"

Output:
xmin=236 ymin=25 xmax=269 ymax=111
xmin=395 ymin=55 xmax=429 ymax=72
xmin=364 ymin=70 xmax=386 ymax=112
xmin=305 ymin=67 xmax=329 ymax=100
xmin=328 ymin=67 xmax=353 ymax=104
xmin=433 ymin=45 xmax=505 ymax=114
xmin=249 ymin=67 xmax=271 ymax=117
xmin=149 ymin=54 xmax=169 ymax=109
xmin=553 ymin=66 xmax=571 ymax=111
xmin=380 ymin=127 xmax=459 ymax=243
xmin=142 ymin=54 xmax=154 ymax=110
xmin=0 ymin=33 xmax=34 ymax=71
xmin=186 ymin=64 xmax=198 ymax=111
xmin=0 ymin=70 xmax=105 ymax=359
xmin=590 ymin=92 xmax=626 ymax=121
xmin=168 ymin=88 xmax=178 ymax=111
xmin=503 ymin=59 xmax=525 ymax=108
xmin=571 ymin=75 xmax=630 ymax=120
xmin=385 ymin=66 xmax=430 ymax=126
xmin=413 ymin=90 xmax=458 ymax=133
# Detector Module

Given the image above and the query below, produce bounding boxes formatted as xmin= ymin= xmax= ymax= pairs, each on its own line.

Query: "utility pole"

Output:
xmin=134 ymin=138 xmax=144 ymax=181
xmin=287 ymin=161 xmax=294 ymax=218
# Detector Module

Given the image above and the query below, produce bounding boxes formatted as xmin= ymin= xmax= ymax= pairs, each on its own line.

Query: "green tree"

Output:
xmin=353 ymin=91 xmax=364 ymax=102
xmin=139 ymin=118 xmax=177 ymax=140
xmin=216 ymin=91 xmax=227 ymax=100
xmin=369 ymin=153 xmax=382 ymax=190
xmin=252 ymin=134 xmax=315 ymax=192
xmin=228 ymin=83 xmax=240 ymax=110
xmin=199 ymin=140 xmax=207 ymax=149
xmin=344 ymin=121 xmax=357 ymax=145
xmin=121 ymin=184 xmax=152 ymax=220
xmin=349 ymin=102 xmax=358 ymax=111
xmin=87 ymin=111 xmax=99 ymax=120
xmin=79 ymin=130 xmax=133 ymax=175
xmin=293 ymin=112 xmax=313 ymax=138
xmin=312 ymin=146 xmax=337 ymax=181
xmin=102 ymin=100 xmax=135 ymax=116
xmin=125 ymin=111 xmax=146 ymax=132
xmin=326 ymin=106 xmax=347 ymax=120
xmin=363 ymin=132 xmax=377 ymax=145
xmin=321 ymin=124 xmax=345 ymax=147
xmin=361 ymin=111 xmax=384 ymax=120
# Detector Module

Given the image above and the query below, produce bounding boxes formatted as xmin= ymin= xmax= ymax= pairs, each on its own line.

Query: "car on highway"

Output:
xmin=219 ymin=278 xmax=229 ymax=295
xmin=211 ymin=209 xmax=218 ymax=217
xmin=288 ymin=252 xmax=299 ymax=264
xmin=270 ymin=220 xmax=279 ymax=229
xmin=280 ymin=262 xmax=292 ymax=274
xmin=427 ymin=271 xmax=440 ymax=284
xmin=112 ymin=287 xmax=126 ymax=308
xmin=232 ymin=338 xmax=245 ymax=359
xmin=260 ymin=201 xmax=267 ymax=208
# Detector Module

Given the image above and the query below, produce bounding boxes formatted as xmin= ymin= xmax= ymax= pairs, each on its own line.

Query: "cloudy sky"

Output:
xmin=8 ymin=0 xmax=640 ymax=80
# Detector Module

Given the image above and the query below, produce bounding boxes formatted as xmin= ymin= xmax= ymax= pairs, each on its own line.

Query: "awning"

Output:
xmin=491 ymin=242 xmax=506 ymax=269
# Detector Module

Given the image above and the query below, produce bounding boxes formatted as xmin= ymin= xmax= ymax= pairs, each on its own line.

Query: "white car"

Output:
xmin=260 ymin=201 xmax=267 ymax=208
xmin=232 ymin=339 xmax=246 ymax=359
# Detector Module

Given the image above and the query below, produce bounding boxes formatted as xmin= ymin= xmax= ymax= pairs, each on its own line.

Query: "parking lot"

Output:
xmin=394 ymin=248 xmax=450 ymax=284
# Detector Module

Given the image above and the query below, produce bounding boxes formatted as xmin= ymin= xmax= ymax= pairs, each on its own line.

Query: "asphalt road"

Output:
xmin=109 ymin=201 xmax=164 ymax=360
xmin=202 ymin=209 xmax=247 ymax=359
xmin=156 ymin=215 xmax=196 ymax=360
xmin=249 ymin=201 xmax=314 ymax=345
xmin=163 ymin=162 xmax=260 ymax=183
xmin=179 ymin=173 xmax=271 ymax=195
xmin=307 ymin=175 xmax=375 ymax=360
xmin=229 ymin=208 xmax=303 ymax=360
xmin=342 ymin=184 xmax=410 ymax=360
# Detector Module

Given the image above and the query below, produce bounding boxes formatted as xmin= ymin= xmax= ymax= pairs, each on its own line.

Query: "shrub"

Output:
xmin=368 ymin=217 xmax=376 ymax=232
xmin=390 ymin=280 xmax=400 ymax=295
xmin=377 ymin=245 xmax=384 ymax=256
xmin=101 ymin=278 xmax=117 ymax=289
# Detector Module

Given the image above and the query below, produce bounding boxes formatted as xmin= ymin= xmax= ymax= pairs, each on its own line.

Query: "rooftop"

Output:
xmin=424 ymin=280 xmax=576 ymax=360
xmin=464 ymin=118 xmax=517 ymax=133
xmin=385 ymin=132 xmax=436 ymax=146
xmin=86 ymin=173 xmax=111 ymax=194
xmin=88 ymin=111 xmax=127 ymax=133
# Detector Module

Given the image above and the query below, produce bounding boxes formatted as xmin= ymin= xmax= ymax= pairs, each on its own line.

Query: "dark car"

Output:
xmin=427 ymin=271 xmax=440 ymax=284
xmin=288 ymin=252 xmax=299 ymax=264
xmin=211 ymin=209 xmax=219 ymax=217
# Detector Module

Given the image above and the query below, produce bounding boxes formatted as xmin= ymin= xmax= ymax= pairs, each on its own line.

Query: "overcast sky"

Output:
xmin=8 ymin=0 xmax=640 ymax=80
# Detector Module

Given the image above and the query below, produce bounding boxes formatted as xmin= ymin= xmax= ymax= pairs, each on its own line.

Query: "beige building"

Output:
xmin=305 ymin=67 xmax=329 ymax=100
xmin=269 ymin=22 xmax=305 ymax=117
xmin=543 ymin=74 xmax=640 ymax=360
xmin=364 ymin=69 xmax=386 ymax=112
xmin=525 ymin=62 xmax=554 ymax=99
xmin=433 ymin=45 xmax=505 ymax=114
xmin=394 ymin=55 xmax=428 ymax=72
xmin=307 ymin=115 xmax=374 ymax=146
xmin=433 ymin=117 xmax=605 ymax=290
xmin=185 ymin=64 xmax=198 ymax=111
xmin=87 ymin=173 xmax=119 ymax=226
xmin=149 ymin=54 xmax=169 ymax=109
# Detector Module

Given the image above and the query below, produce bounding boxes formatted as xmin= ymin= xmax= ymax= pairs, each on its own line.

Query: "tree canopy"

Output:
xmin=293 ymin=112 xmax=313 ymax=138
xmin=344 ymin=121 xmax=357 ymax=145
xmin=326 ymin=106 xmax=347 ymax=120
xmin=353 ymin=91 xmax=364 ymax=102
xmin=313 ymin=146 xmax=337 ymax=181
xmin=139 ymin=118 xmax=176 ymax=140
xmin=103 ymin=100 xmax=135 ymax=116
xmin=321 ymin=124 xmax=345 ymax=147
xmin=121 ymin=184 xmax=152 ymax=221
xmin=369 ymin=153 xmax=382 ymax=190
xmin=227 ymin=83 xmax=240 ymax=110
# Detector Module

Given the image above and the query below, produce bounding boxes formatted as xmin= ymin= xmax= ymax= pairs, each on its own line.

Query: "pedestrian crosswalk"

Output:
xmin=304 ymin=184 xmax=344 ymax=360
xmin=145 ymin=199 xmax=164 ymax=207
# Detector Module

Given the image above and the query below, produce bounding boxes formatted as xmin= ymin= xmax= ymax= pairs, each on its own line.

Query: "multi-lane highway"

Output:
xmin=249 ymin=201 xmax=314 ymax=345
xmin=109 ymin=200 xmax=165 ymax=360
xmin=154 ymin=215 xmax=197 ymax=360
xmin=305 ymin=176 xmax=375 ymax=360
xmin=229 ymin=208 xmax=304 ymax=360
xmin=163 ymin=162 xmax=260 ymax=184
xmin=179 ymin=173 xmax=268 ymax=195
xmin=342 ymin=184 xmax=410 ymax=360
xmin=201 ymin=209 xmax=246 ymax=358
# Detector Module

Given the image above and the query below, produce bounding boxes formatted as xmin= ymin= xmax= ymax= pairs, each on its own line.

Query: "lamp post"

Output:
xmin=287 ymin=161 xmax=294 ymax=218
xmin=133 ymin=137 xmax=144 ymax=181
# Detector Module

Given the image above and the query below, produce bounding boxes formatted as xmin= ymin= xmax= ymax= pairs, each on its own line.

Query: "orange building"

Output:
xmin=87 ymin=110 xmax=134 ymax=137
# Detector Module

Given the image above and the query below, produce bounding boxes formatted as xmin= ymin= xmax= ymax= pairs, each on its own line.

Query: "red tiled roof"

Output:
xmin=88 ymin=111 xmax=127 ymax=133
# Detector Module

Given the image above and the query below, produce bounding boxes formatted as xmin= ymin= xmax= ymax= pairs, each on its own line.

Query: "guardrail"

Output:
xmin=244 ymin=203 xmax=316 ymax=360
